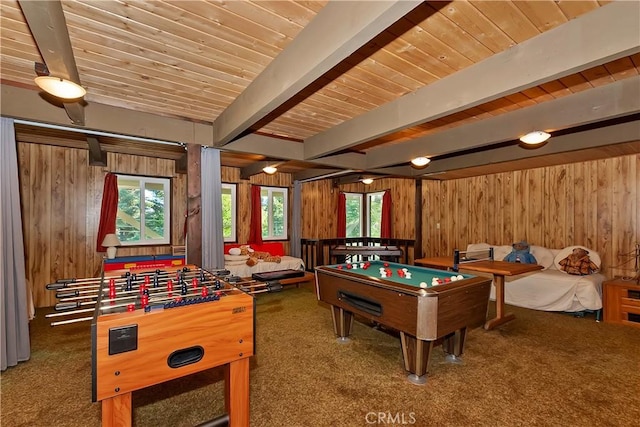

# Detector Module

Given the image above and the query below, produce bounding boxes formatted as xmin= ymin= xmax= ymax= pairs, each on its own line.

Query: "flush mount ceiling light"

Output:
xmin=519 ymin=131 xmax=550 ymax=145
xmin=411 ymin=156 xmax=431 ymax=167
xmin=263 ymin=165 xmax=278 ymax=175
xmin=34 ymin=76 xmax=86 ymax=100
xmin=361 ymin=178 xmax=374 ymax=185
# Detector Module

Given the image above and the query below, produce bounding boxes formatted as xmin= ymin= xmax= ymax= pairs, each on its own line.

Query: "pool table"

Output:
xmin=314 ymin=260 xmax=492 ymax=384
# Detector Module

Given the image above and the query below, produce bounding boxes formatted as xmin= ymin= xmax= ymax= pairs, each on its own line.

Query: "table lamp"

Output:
xmin=102 ymin=233 xmax=121 ymax=259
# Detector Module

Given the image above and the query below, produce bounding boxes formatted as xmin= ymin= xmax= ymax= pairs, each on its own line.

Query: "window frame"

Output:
xmin=344 ymin=191 xmax=385 ymax=238
xmin=260 ymin=185 xmax=289 ymax=241
xmin=116 ymin=174 xmax=171 ymax=247
xmin=221 ymin=182 xmax=237 ymax=243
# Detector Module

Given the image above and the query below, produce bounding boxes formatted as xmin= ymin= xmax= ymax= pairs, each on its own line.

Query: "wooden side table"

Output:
xmin=602 ymin=277 xmax=640 ymax=328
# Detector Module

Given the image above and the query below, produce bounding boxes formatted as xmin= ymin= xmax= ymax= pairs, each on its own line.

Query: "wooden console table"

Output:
xmin=603 ymin=277 xmax=640 ymax=329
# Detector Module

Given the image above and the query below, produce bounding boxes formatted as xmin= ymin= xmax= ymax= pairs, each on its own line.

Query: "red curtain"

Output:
xmin=96 ymin=173 xmax=119 ymax=252
xmin=381 ymin=190 xmax=392 ymax=238
xmin=336 ymin=192 xmax=346 ymax=238
xmin=249 ymin=185 xmax=263 ymax=245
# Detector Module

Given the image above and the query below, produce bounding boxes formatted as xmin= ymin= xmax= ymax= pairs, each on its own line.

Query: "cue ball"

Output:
xmin=419 ymin=282 xmax=428 ymax=288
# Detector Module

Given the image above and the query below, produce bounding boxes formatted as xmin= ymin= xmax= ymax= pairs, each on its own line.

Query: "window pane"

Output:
xmin=144 ymin=182 xmax=166 ymax=240
xmin=368 ymin=192 xmax=383 ymax=238
xmin=116 ymin=175 xmax=170 ymax=246
xmin=345 ymin=194 xmax=362 ymax=237
xmin=222 ymin=189 xmax=232 ymax=239
xmin=260 ymin=186 xmax=288 ymax=240
xmin=117 ymin=180 xmax=141 ymax=243
xmin=272 ymin=190 xmax=285 ymax=236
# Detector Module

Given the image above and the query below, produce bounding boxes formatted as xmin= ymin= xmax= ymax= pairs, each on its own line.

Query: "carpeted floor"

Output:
xmin=2 ymin=283 xmax=640 ymax=427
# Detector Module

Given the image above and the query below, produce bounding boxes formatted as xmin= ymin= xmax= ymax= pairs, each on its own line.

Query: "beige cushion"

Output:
xmin=494 ymin=245 xmax=513 ymax=262
xmin=554 ymin=246 xmax=601 ymax=272
xmin=531 ymin=245 xmax=555 ymax=270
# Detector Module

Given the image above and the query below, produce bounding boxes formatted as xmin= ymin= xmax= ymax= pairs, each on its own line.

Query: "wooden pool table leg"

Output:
xmin=442 ymin=328 xmax=466 ymax=363
xmin=484 ymin=274 xmax=515 ymax=330
xmin=331 ymin=306 xmax=354 ymax=342
xmin=400 ymin=332 xmax=433 ymax=385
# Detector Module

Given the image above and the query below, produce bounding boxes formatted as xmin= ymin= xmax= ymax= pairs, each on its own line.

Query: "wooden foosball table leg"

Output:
xmin=101 ymin=392 xmax=132 ymax=427
xmin=225 ymin=358 xmax=250 ymax=427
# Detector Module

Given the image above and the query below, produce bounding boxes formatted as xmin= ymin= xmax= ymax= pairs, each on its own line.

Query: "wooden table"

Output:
xmin=414 ymin=257 xmax=543 ymax=330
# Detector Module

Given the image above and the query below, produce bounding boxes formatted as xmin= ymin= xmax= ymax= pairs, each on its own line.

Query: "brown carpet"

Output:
xmin=2 ymin=283 xmax=640 ymax=427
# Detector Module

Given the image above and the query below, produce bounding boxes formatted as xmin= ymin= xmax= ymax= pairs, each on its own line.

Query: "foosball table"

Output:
xmin=45 ymin=264 xmax=264 ymax=427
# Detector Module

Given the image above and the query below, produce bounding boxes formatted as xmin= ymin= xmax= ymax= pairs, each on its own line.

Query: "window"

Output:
xmin=261 ymin=186 xmax=288 ymax=240
xmin=345 ymin=193 xmax=363 ymax=237
xmin=344 ymin=191 xmax=383 ymax=238
xmin=366 ymin=192 xmax=384 ymax=237
xmin=221 ymin=183 xmax=237 ymax=242
xmin=116 ymin=175 xmax=170 ymax=246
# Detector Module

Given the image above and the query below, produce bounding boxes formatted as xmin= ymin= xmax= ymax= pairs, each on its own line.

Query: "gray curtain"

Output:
xmin=291 ymin=180 xmax=302 ymax=258
xmin=1 ymin=117 xmax=31 ymax=370
xmin=201 ymin=147 xmax=225 ymax=269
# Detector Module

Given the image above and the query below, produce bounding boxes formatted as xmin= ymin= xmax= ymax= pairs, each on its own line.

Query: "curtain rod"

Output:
xmin=12 ymin=118 xmax=185 ymax=148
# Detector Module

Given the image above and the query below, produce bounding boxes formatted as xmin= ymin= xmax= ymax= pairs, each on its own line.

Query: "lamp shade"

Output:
xmin=519 ymin=131 xmax=550 ymax=145
xmin=361 ymin=178 xmax=374 ymax=185
xmin=411 ymin=156 xmax=431 ymax=167
xmin=34 ymin=76 xmax=86 ymax=100
xmin=101 ymin=233 xmax=121 ymax=247
xmin=263 ymin=165 xmax=278 ymax=175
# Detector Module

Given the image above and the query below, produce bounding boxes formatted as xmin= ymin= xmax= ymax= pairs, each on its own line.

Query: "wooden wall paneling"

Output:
xmin=50 ymin=147 xmax=65 ymax=283
xmin=596 ymin=158 xmax=614 ymax=269
xmin=501 ymin=172 xmax=514 ymax=246
xmin=29 ymin=144 xmax=52 ymax=308
xmin=545 ymin=165 xmax=567 ymax=249
xmin=611 ymin=156 xmax=637 ymax=277
xmin=67 ymin=148 xmax=88 ymax=279
xmin=468 ymin=175 xmax=485 ymax=245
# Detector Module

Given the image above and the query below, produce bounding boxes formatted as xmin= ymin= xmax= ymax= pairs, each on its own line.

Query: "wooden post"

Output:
xmin=186 ymin=144 xmax=202 ymax=266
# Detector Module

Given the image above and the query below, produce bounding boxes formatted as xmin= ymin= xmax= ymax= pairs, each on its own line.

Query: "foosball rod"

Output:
xmin=55 ymin=277 xmax=226 ymax=301
xmin=46 ymin=268 xmax=204 ymax=291
xmin=54 ymin=283 xmax=231 ymax=311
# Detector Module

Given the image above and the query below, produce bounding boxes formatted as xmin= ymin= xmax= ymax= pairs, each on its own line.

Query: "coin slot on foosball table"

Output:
xmin=168 ymin=345 xmax=204 ymax=368
xmin=108 ymin=325 xmax=138 ymax=355
xmin=338 ymin=290 xmax=382 ymax=317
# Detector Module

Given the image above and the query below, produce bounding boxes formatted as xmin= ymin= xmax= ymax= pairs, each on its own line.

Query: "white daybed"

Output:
xmin=223 ymin=242 xmax=305 ymax=278
xmin=467 ymin=243 xmax=604 ymax=314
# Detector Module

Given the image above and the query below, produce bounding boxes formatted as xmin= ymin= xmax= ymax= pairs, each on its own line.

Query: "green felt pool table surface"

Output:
xmin=325 ymin=260 xmax=474 ymax=288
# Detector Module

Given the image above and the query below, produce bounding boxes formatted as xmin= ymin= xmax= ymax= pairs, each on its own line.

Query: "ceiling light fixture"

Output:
xmin=411 ymin=156 xmax=431 ymax=167
xmin=519 ymin=131 xmax=550 ymax=145
xmin=361 ymin=178 xmax=374 ymax=185
xmin=34 ymin=76 xmax=86 ymax=100
xmin=263 ymin=165 xmax=278 ymax=175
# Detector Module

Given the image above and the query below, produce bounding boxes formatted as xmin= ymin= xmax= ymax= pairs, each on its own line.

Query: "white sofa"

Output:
xmin=466 ymin=243 xmax=604 ymax=314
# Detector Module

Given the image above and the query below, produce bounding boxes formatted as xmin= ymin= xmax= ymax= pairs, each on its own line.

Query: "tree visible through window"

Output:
xmin=344 ymin=191 xmax=383 ymax=238
xmin=260 ymin=186 xmax=288 ymax=240
xmin=116 ymin=175 xmax=170 ymax=246
xmin=221 ymin=183 xmax=237 ymax=242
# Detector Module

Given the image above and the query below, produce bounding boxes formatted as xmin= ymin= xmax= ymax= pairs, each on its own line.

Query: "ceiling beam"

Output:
xmin=210 ymin=0 xmax=422 ymax=147
xmin=239 ymin=161 xmax=285 ymax=180
xmin=292 ymin=168 xmax=352 ymax=183
xmin=421 ymin=120 xmax=640 ymax=175
xmin=18 ymin=0 xmax=85 ymax=126
xmin=86 ymin=136 xmax=106 ymax=166
xmin=366 ymin=76 xmax=640 ymax=169
xmin=304 ymin=1 xmax=640 ymax=160
xmin=224 ymin=133 xmax=368 ymax=170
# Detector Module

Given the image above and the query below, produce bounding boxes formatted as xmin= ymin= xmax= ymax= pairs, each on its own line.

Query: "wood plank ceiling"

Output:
xmin=1 ymin=0 xmax=639 ymax=180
